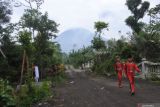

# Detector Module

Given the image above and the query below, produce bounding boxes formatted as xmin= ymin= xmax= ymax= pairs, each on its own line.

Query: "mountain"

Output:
xmin=56 ymin=28 xmax=94 ymax=53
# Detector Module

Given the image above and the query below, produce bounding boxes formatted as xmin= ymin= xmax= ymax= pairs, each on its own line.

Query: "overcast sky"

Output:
xmin=11 ymin=0 xmax=159 ymax=39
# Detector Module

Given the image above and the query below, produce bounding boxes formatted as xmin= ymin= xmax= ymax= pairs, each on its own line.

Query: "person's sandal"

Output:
xmin=131 ymin=92 xmax=135 ymax=96
xmin=119 ymin=85 xmax=123 ymax=88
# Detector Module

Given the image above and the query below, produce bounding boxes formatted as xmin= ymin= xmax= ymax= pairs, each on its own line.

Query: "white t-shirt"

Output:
xmin=35 ymin=66 xmax=39 ymax=78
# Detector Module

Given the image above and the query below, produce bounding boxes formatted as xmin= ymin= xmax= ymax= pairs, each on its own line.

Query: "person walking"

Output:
xmin=114 ymin=56 xmax=123 ymax=88
xmin=125 ymin=56 xmax=141 ymax=96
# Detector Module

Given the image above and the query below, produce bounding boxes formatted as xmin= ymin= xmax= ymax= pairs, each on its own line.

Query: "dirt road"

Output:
xmin=36 ymin=70 xmax=160 ymax=107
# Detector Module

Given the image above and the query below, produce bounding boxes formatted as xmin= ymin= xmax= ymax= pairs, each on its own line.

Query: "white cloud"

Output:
xmin=11 ymin=0 xmax=159 ymax=39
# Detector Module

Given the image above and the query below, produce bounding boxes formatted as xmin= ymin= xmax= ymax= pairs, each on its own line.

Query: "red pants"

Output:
xmin=127 ymin=72 xmax=135 ymax=93
xmin=117 ymin=71 xmax=122 ymax=87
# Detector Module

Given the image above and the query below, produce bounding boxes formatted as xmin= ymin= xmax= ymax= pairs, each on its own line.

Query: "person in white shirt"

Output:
xmin=34 ymin=65 xmax=39 ymax=82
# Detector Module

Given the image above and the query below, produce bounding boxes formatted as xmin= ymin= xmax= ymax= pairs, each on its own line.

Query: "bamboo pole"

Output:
xmin=20 ymin=50 xmax=26 ymax=85
xmin=0 ymin=48 xmax=6 ymax=59
xmin=26 ymin=55 xmax=29 ymax=73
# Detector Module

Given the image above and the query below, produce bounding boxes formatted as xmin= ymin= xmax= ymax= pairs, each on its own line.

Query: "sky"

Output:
xmin=11 ymin=0 xmax=159 ymax=39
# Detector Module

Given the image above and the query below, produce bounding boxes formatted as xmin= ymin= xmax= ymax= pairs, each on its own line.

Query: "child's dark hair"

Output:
xmin=115 ymin=55 xmax=120 ymax=59
xmin=127 ymin=54 xmax=132 ymax=59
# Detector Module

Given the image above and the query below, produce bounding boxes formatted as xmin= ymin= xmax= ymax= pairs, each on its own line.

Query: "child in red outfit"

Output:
xmin=125 ymin=56 xmax=141 ymax=96
xmin=122 ymin=61 xmax=127 ymax=78
xmin=114 ymin=56 xmax=123 ymax=88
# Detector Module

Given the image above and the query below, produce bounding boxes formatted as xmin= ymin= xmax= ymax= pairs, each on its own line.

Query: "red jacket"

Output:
xmin=125 ymin=62 xmax=141 ymax=74
xmin=114 ymin=62 xmax=123 ymax=72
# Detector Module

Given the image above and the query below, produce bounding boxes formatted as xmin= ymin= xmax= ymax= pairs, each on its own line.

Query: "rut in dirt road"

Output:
xmin=38 ymin=69 xmax=160 ymax=107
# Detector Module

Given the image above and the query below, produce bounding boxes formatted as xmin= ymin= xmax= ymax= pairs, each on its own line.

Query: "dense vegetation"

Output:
xmin=0 ymin=0 xmax=63 ymax=82
xmin=0 ymin=0 xmax=64 ymax=106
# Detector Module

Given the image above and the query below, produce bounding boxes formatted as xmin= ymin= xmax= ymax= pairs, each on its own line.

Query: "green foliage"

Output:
xmin=51 ymin=44 xmax=63 ymax=65
xmin=148 ymin=4 xmax=160 ymax=21
xmin=20 ymin=9 xmax=58 ymax=39
xmin=16 ymin=7 xmax=60 ymax=81
xmin=37 ymin=12 xmax=58 ymax=37
xmin=20 ymin=9 xmax=41 ymax=31
xmin=150 ymin=73 xmax=160 ymax=81
xmin=0 ymin=30 xmax=23 ymax=82
xmin=19 ymin=31 xmax=32 ymax=46
xmin=147 ymin=4 xmax=160 ymax=36
xmin=51 ymin=72 xmax=67 ymax=84
xmin=131 ymin=32 xmax=160 ymax=61
xmin=94 ymin=21 xmax=109 ymax=36
xmin=93 ymin=21 xmax=108 ymax=51
xmin=0 ymin=0 xmax=62 ymax=88
xmin=125 ymin=0 xmax=160 ymax=62
xmin=68 ymin=46 xmax=94 ymax=68
xmin=16 ymin=81 xmax=52 ymax=107
xmin=126 ymin=2 xmax=160 ymax=62
xmin=34 ymin=36 xmax=62 ymax=70
xmin=91 ymin=37 xmax=106 ymax=50
xmin=18 ymin=30 xmax=34 ymax=57
xmin=126 ymin=0 xmax=150 ymax=20
xmin=125 ymin=16 xmax=145 ymax=33
xmin=92 ymin=54 xmax=115 ymax=76
xmin=0 ymin=78 xmax=16 ymax=107
xmin=0 ymin=0 xmax=64 ymax=106
xmin=91 ymin=35 xmax=141 ymax=75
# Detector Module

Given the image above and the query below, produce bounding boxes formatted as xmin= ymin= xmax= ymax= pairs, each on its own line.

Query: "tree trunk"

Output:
xmin=20 ymin=50 xmax=26 ymax=85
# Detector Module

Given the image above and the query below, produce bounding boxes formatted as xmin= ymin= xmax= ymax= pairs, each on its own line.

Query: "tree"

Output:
xmin=37 ymin=12 xmax=58 ymax=39
xmin=124 ymin=0 xmax=160 ymax=61
xmin=33 ymin=12 xmax=59 ymax=62
xmin=92 ymin=21 xmax=109 ymax=51
xmin=128 ymin=3 xmax=160 ymax=61
xmin=17 ymin=0 xmax=44 ymax=40
xmin=19 ymin=9 xmax=41 ymax=40
xmin=0 ymin=25 xmax=23 ymax=82
xmin=68 ymin=46 xmax=94 ymax=68
xmin=15 ymin=0 xmax=59 ymax=80
xmin=0 ymin=0 xmax=12 ymax=26
xmin=130 ymin=32 xmax=160 ymax=61
xmin=23 ymin=0 xmax=44 ymax=10
xmin=94 ymin=21 xmax=109 ymax=37
xmin=0 ymin=0 xmax=21 ymax=82
xmin=18 ymin=30 xmax=33 ymax=57
xmin=12 ymin=0 xmax=44 ymax=10
xmin=125 ymin=0 xmax=150 ymax=33
xmin=91 ymin=37 xmax=106 ymax=51
xmin=0 ymin=0 xmax=12 ymax=48
xmin=148 ymin=4 xmax=160 ymax=35
xmin=18 ymin=0 xmax=59 ymax=67
xmin=19 ymin=9 xmax=58 ymax=40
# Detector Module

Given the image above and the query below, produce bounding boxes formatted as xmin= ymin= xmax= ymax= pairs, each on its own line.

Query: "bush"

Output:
xmin=150 ymin=73 xmax=160 ymax=81
xmin=0 ymin=78 xmax=16 ymax=107
xmin=52 ymin=72 xmax=67 ymax=84
xmin=16 ymin=81 xmax=52 ymax=107
xmin=91 ymin=54 xmax=116 ymax=76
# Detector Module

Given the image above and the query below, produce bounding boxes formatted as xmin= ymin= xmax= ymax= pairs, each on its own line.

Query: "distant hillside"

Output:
xmin=56 ymin=28 xmax=94 ymax=53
